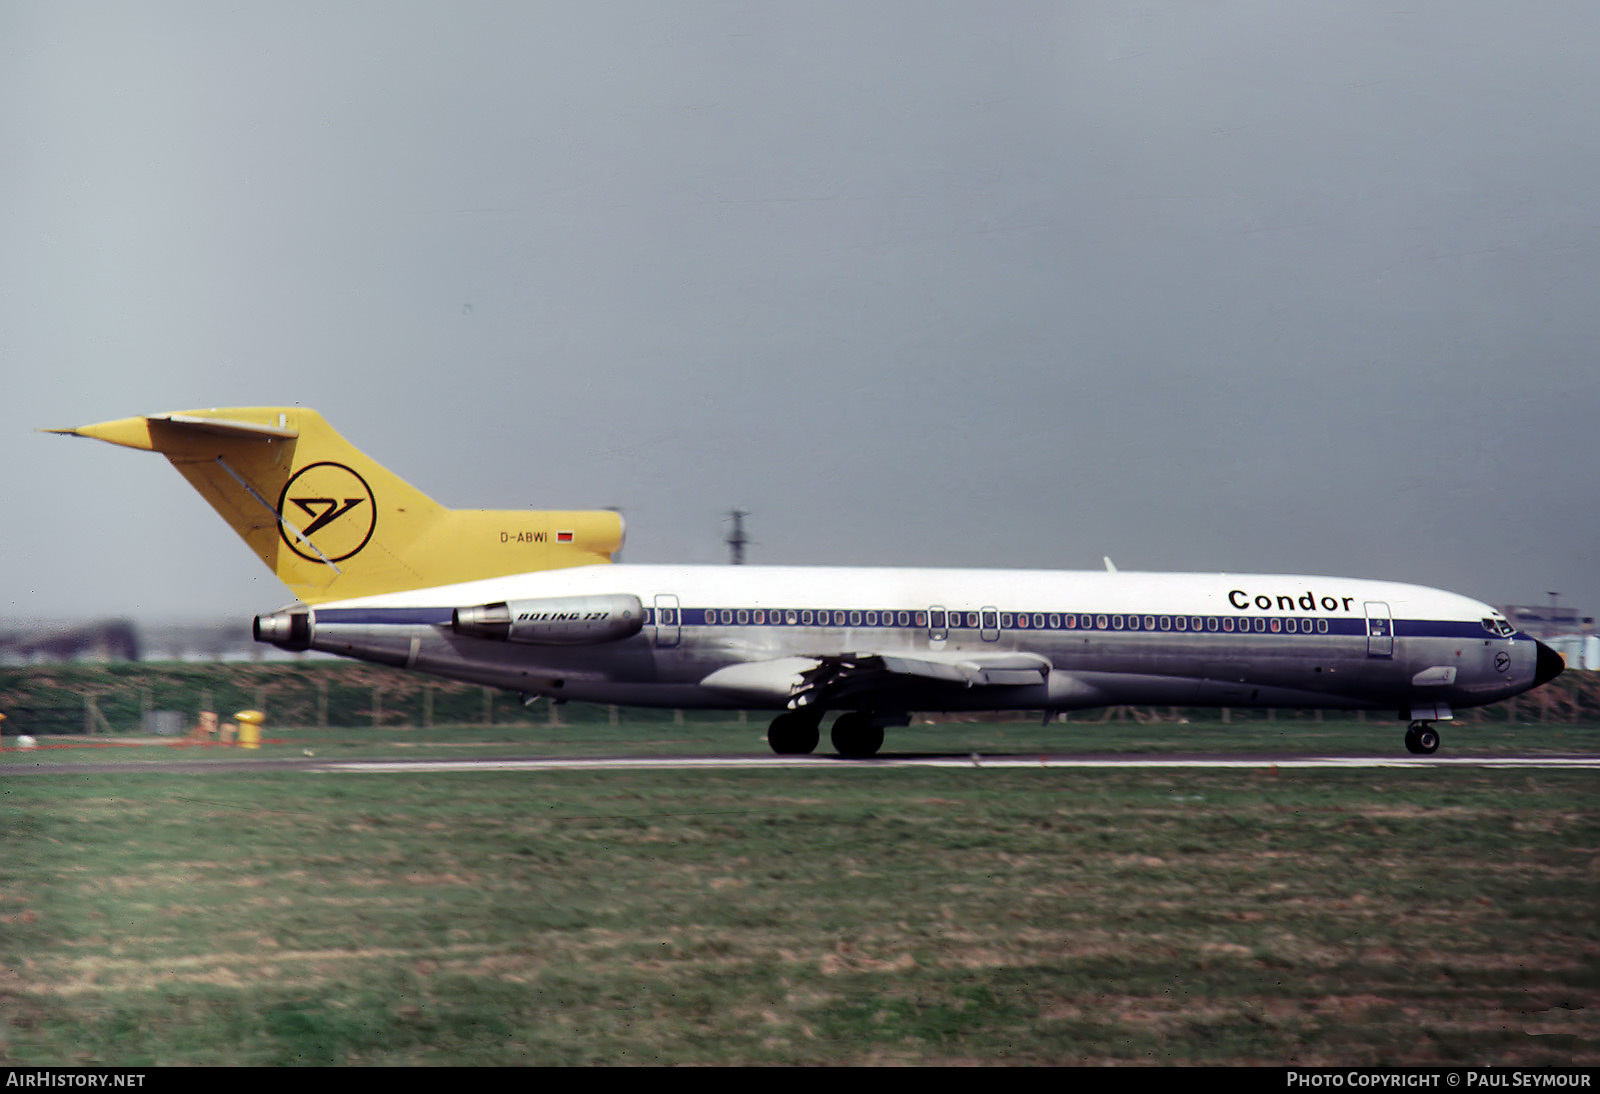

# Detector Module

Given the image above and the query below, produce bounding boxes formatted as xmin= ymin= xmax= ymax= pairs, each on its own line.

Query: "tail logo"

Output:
xmin=276 ymin=461 xmax=377 ymax=563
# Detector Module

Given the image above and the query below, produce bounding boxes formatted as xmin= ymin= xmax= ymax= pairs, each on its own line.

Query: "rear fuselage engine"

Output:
xmin=451 ymin=594 xmax=645 ymax=645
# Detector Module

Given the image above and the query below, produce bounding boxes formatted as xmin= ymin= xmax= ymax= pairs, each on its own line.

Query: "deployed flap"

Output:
xmin=876 ymin=650 xmax=1051 ymax=687
xmin=706 ymin=649 xmax=1053 ymax=710
xmin=701 ymin=657 xmax=823 ymax=702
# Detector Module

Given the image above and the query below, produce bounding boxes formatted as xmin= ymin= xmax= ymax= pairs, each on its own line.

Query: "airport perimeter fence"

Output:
xmin=0 ymin=659 xmax=1597 ymax=736
xmin=0 ymin=661 xmax=633 ymax=736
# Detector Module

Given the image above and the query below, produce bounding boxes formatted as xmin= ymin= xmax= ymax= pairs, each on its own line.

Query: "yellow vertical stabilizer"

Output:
xmin=46 ymin=407 xmax=622 ymax=603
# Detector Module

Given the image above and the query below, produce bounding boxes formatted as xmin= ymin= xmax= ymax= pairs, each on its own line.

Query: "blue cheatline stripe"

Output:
xmin=311 ymin=605 xmax=1502 ymax=643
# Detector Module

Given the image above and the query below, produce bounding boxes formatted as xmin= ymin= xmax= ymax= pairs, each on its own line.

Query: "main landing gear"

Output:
xmin=767 ymin=711 xmax=820 ymax=756
xmin=1404 ymin=721 xmax=1441 ymax=755
xmin=829 ymin=712 xmax=885 ymax=759
xmin=765 ymin=711 xmax=888 ymax=758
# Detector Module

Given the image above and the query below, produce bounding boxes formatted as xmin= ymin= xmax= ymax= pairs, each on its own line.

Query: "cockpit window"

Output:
xmin=1481 ymin=617 xmax=1515 ymax=638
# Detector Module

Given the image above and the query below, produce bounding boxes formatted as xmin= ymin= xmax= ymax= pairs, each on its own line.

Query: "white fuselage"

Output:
xmin=264 ymin=564 xmax=1553 ymax=720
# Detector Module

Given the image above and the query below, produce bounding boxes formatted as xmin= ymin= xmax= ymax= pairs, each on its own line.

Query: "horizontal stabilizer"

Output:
xmin=153 ymin=413 xmax=300 ymax=439
xmin=43 ymin=411 xmax=298 ymax=450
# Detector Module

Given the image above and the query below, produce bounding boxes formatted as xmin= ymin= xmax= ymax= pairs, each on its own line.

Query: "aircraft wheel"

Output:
xmin=1404 ymin=721 xmax=1440 ymax=755
xmin=831 ymin=712 xmax=885 ymax=759
xmin=768 ymin=712 xmax=820 ymax=756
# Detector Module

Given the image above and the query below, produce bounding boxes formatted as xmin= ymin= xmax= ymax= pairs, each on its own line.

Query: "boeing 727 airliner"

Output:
xmin=49 ymin=407 xmax=1564 ymax=757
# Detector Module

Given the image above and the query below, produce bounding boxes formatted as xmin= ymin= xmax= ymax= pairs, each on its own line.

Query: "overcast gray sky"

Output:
xmin=4 ymin=2 xmax=1597 ymax=625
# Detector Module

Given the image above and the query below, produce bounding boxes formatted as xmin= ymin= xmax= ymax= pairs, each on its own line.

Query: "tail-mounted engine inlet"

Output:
xmin=253 ymin=609 xmax=311 ymax=651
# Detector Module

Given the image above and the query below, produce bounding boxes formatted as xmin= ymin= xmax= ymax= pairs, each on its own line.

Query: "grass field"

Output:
xmin=2 ymin=717 xmax=1597 ymax=1066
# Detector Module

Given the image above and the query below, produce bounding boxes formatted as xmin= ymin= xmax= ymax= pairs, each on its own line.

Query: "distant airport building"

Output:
xmin=0 ymin=620 xmax=314 ymax=664
xmin=1544 ymin=635 xmax=1600 ymax=671
xmin=1501 ymin=603 xmax=1591 ymax=636
xmin=1499 ymin=603 xmax=1597 ymax=670
xmin=0 ymin=620 xmax=140 ymax=663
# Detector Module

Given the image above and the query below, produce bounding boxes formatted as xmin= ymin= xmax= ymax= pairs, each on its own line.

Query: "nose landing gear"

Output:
xmin=1404 ymin=721 xmax=1441 ymax=755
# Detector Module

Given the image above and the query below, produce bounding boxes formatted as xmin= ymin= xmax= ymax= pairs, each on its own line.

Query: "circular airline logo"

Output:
xmin=276 ymin=461 xmax=376 ymax=563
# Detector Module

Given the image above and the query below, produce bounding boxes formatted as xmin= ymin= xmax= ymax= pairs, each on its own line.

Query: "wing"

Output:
xmin=700 ymin=650 xmax=1051 ymax=708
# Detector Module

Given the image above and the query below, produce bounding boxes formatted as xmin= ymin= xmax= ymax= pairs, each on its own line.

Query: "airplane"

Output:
xmin=48 ymin=407 xmax=1564 ymax=757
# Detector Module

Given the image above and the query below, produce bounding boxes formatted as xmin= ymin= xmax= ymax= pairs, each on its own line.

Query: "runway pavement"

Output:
xmin=318 ymin=753 xmax=1600 ymax=773
xmin=4 ymin=751 xmax=1600 ymax=775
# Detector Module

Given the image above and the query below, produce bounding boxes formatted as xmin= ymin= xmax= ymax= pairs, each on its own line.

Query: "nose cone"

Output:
xmin=1533 ymin=640 xmax=1566 ymax=688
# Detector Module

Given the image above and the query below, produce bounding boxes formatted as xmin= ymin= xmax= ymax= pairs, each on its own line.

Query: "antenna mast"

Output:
xmin=726 ymin=509 xmax=748 ymax=565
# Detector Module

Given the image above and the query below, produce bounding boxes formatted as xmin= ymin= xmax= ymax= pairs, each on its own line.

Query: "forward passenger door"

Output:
xmin=1364 ymin=601 xmax=1393 ymax=658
